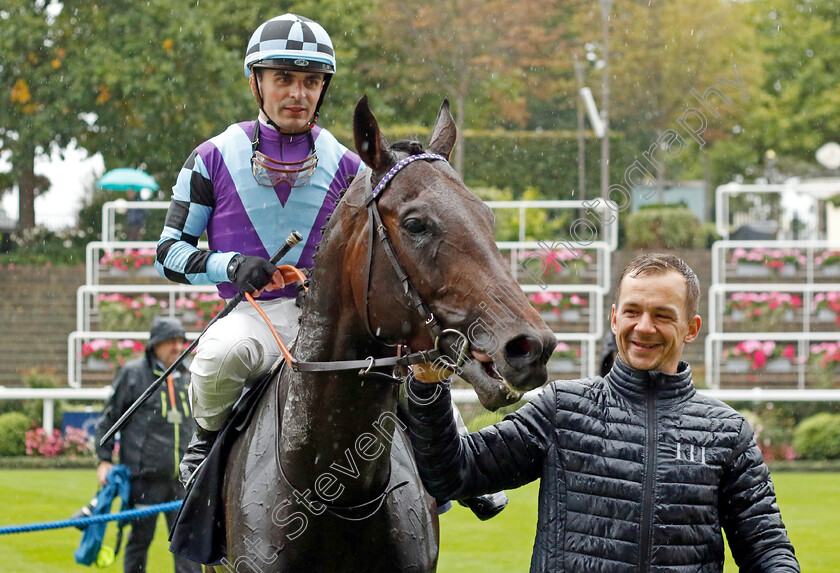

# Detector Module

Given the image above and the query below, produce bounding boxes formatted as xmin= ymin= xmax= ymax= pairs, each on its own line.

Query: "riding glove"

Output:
xmin=227 ymin=254 xmax=278 ymax=293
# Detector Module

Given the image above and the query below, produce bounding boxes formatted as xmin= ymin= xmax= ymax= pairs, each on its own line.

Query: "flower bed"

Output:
xmin=730 ymin=247 xmax=804 ymax=275
xmin=519 ymin=249 xmax=593 ymax=283
xmin=99 ymin=248 xmax=157 ymax=273
xmin=80 ymin=338 xmax=146 ymax=369
xmin=813 ymin=292 xmax=840 ymax=325
xmin=725 ymin=291 xmax=802 ymax=330
xmin=529 ymin=292 xmax=587 ymax=311
xmin=175 ymin=293 xmax=225 ymax=328
xmin=723 ymin=340 xmax=797 ymax=371
xmin=809 ymin=342 xmax=840 ymax=370
xmin=97 ymin=293 xmax=168 ymax=331
xmin=815 ymin=250 xmax=840 ymax=269
xmin=25 ymin=427 xmax=92 ymax=458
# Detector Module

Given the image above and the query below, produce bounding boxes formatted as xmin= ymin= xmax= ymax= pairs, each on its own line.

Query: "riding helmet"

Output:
xmin=244 ymin=14 xmax=336 ymax=123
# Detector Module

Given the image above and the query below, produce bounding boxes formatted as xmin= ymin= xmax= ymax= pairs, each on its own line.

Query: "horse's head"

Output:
xmin=341 ymin=96 xmax=556 ymax=409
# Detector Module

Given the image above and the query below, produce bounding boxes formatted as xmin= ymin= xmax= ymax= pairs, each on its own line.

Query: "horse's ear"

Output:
xmin=353 ymin=95 xmax=392 ymax=171
xmin=427 ymin=99 xmax=457 ymax=161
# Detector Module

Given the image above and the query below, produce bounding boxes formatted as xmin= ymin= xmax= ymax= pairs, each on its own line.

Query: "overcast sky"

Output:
xmin=1 ymin=143 xmax=104 ymax=230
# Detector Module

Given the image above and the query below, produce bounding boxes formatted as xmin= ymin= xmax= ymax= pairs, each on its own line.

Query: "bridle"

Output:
xmin=291 ymin=152 xmax=470 ymax=382
xmin=275 ymin=153 xmax=468 ymax=521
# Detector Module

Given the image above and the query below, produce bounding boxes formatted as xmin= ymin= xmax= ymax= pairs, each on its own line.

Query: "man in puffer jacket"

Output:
xmin=407 ymin=253 xmax=799 ymax=572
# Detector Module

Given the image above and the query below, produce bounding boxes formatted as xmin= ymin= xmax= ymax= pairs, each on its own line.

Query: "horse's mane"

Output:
xmin=303 ymin=139 xmax=426 ymax=309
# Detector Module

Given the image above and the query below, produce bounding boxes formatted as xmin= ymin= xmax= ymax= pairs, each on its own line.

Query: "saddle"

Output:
xmin=169 ymin=361 xmax=282 ymax=565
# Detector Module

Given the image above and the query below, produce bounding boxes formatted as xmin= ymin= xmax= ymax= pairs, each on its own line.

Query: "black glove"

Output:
xmin=227 ymin=254 xmax=278 ymax=293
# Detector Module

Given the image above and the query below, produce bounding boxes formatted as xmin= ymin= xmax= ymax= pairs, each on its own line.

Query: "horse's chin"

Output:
xmin=456 ymin=359 xmax=523 ymax=411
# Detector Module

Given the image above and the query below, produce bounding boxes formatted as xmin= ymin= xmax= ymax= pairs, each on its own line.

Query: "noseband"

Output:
xmin=292 ymin=152 xmax=468 ymax=381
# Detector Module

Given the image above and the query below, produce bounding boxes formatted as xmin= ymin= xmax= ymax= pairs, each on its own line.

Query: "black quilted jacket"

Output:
xmin=407 ymin=358 xmax=799 ymax=572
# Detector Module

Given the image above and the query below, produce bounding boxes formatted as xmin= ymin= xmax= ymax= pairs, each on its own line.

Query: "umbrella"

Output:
xmin=97 ymin=168 xmax=159 ymax=192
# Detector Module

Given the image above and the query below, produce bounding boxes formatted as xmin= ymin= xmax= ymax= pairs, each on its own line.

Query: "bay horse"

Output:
xmin=219 ymin=97 xmax=556 ymax=572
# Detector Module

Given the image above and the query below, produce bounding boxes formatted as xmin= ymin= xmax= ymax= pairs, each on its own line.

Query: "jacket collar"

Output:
xmin=605 ymin=356 xmax=695 ymax=405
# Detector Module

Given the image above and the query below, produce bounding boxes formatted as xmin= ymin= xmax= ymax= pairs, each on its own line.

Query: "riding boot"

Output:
xmin=450 ymin=398 xmax=510 ymax=520
xmin=179 ymin=424 xmax=219 ymax=488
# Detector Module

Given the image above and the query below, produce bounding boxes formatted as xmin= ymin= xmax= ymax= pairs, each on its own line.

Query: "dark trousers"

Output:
xmin=125 ymin=475 xmax=202 ymax=573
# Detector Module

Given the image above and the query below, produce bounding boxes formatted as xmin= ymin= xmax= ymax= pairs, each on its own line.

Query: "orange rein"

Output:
xmin=242 ymin=264 xmax=308 ymax=365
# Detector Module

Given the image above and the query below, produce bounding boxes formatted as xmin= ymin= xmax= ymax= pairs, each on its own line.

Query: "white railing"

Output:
xmin=714 ymin=181 xmax=839 ymax=240
xmin=85 ymin=240 xmax=210 ymax=286
xmin=707 ymin=282 xmax=840 ymax=335
xmin=484 ymin=200 xmax=619 ymax=252
xmin=75 ymin=283 xmax=218 ymax=332
xmin=711 ymin=239 xmax=840 ymax=285
xmin=99 ymin=199 xmax=621 ymax=251
xmin=67 ymin=330 xmax=199 ymax=389
xmin=68 ymin=200 xmax=616 ymax=388
xmin=497 ymin=240 xmax=612 ymax=293
xmin=704 ymin=332 xmax=839 ymax=390
xmin=0 ymin=387 xmax=112 ymax=433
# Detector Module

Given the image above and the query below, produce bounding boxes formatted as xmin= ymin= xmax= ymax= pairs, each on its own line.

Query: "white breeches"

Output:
xmin=189 ymin=297 xmax=301 ymax=431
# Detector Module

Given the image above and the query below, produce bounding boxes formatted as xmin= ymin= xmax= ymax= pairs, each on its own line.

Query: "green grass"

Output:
xmin=1 ymin=470 xmax=176 ymax=572
xmin=0 ymin=470 xmax=836 ymax=572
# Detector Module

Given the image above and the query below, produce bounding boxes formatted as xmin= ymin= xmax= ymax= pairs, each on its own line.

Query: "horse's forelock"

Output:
xmin=391 ymin=140 xmax=425 ymax=156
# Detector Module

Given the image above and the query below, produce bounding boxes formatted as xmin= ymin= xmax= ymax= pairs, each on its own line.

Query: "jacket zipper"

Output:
xmin=639 ymin=384 xmax=657 ymax=572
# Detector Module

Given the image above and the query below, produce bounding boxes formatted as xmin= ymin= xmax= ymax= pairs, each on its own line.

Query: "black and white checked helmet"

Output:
xmin=244 ymin=14 xmax=336 ymax=78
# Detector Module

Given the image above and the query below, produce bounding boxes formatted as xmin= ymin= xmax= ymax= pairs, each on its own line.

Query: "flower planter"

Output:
xmin=724 ymin=358 xmax=750 ymax=373
xmin=765 ymin=358 xmax=793 ymax=373
xmin=735 ymin=264 xmax=770 ymax=278
xmin=561 ymin=309 xmax=582 ymax=322
xmin=821 ymin=264 xmax=840 ymax=277
xmin=817 ymin=308 xmax=837 ymax=323
xmin=86 ymin=358 xmax=113 ymax=371
xmin=549 ymin=358 xmax=576 ymax=374
xmin=779 ymin=264 xmax=797 ymax=277
xmin=728 ymin=310 xmax=746 ymax=322
xmin=137 ymin=265 xmax=159 ymax=278
xmin=539 ymin=311 xmax=557 ymax=322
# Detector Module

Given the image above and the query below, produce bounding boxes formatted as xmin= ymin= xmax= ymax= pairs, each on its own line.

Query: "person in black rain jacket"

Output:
xmin=407 ymin=253 xmax=799 ymax=572
xmin=95 ymin=317 xmax=200 ymax=573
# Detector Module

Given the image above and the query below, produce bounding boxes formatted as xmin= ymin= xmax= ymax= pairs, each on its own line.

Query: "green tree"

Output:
xmin=0 ymin=1 xmax=86 ymax=232
xmin=62 ymin=0 xmax=254 ymax=193
xmin=572 ymin=0 xmax=758 ymax=203
xmin=367 ymin=0 xmax=575 ymax=175
xmin=744 ymin=0 xmax=840 ymax=164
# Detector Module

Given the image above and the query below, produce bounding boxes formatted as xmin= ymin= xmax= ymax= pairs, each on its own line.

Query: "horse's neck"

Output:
xmin=279 ymin=251 xmax=398 ymax=497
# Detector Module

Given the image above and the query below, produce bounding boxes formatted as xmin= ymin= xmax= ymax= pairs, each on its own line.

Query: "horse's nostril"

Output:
xmin=504 ymin=335 xmax=536 ymax=361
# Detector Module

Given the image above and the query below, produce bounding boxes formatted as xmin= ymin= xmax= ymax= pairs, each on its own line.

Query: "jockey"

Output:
xmin=155 ymin=13 xmax=364 ymax=485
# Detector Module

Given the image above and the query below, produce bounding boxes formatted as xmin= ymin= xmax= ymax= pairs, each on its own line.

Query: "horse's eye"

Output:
xmin=403 ymin=218 xmax=427 ymax=235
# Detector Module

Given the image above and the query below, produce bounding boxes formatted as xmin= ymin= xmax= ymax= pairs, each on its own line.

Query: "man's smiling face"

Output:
xmin=611 ymin=270 xmax=700 ymax=375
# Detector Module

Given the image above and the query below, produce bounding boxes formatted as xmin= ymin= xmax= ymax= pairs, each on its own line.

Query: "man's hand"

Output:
xmin=410 ymin=362 xmax=455 ymax=384
xmin=229 ymin=255 xmax=286 ymax=294
xmin=97 ymin=460 xmax=113 ymax=485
